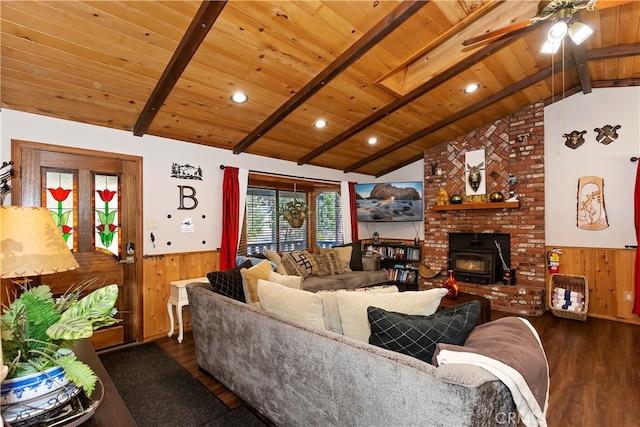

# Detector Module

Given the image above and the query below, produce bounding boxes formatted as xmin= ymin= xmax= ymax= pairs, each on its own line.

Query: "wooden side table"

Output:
xmin=167 ymin=277 xmax=208 ymax=343
xmin=438 ymin=291 xmax=491 ymax=325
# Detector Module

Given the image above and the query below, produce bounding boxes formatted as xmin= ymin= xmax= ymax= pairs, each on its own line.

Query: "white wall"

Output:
xmin=0 ymin=109 xmax=377 ymax=255
xmin=544 ymin=87 xmax=640 ymax=248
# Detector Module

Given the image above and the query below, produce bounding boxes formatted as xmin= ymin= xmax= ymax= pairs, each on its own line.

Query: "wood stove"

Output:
xmin=448 ymin=232 xmax=510 ymax=285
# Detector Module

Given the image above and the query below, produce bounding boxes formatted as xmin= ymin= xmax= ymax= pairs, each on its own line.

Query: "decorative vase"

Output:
xmin=443 ymin=269 xmax=460 ymax=299
xmin=287 ymin=217 xmax=304 ymax=228
xmin=1 ymin=366 xmax=81 ymax=424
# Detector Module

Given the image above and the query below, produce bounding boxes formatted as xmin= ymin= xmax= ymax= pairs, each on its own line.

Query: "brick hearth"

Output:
xmin=421 ymin=102 xmax=546 ymax=315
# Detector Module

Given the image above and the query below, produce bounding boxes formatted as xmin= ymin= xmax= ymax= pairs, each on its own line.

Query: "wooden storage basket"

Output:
xmin=547 ymin=274 xmax=588 ymax=321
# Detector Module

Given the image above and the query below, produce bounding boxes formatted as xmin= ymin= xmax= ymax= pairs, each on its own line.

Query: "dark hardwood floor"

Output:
xmin=156 ymin=311 xmax=640 ymax=427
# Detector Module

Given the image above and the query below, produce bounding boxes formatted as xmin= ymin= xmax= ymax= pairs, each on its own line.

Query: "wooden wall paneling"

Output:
xmin=142 ymin=250 xmax=220 ymax=341
xmin=545 ymin=246 xmax=638 ymax=324
xmin=142 ymin=255 xmax=169 ymax=340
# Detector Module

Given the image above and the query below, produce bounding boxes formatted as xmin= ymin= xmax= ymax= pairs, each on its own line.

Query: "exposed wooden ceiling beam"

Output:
xmin=133 ymin=1 xmax=227 ymax=137
xmin=572 ymin=44 xmax=592 ymax=94
xmin=593 ymin=78 xmax=640 ymax=88
xmin=342 ymin=43 xmax=640 ymax=174
xmin=232 ymin=0 xmax=429 ymax=155
xmin=379 ymin=77 xmax=640 ymax=177
xmin=297 ymin=25 xmax=539 ymax=166
xmin=343 ymin=57 xmax=574 ymax=173
xmin=586 ymin=43 xmax=640 ymax=60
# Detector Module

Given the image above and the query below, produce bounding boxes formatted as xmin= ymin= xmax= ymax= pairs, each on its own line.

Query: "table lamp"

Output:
xmin=1 ymin=205 xmax=79 ymax=282
xmin=1 ymin=206 xmax=80 ymax=384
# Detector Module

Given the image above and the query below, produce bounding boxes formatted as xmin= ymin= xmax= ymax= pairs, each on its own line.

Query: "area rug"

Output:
xmin=99 ymin=342 xmax=266 ymax=427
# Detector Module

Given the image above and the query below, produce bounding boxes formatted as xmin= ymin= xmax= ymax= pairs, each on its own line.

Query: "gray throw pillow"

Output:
xmin=367 ymin=301 xmax=480 ymax=364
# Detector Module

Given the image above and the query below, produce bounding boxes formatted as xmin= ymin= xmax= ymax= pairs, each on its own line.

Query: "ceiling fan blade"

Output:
xmin=592 ymin=0 xmax=634 ymax=10
xmin=462 ymin=20 xmax=535 ymax=46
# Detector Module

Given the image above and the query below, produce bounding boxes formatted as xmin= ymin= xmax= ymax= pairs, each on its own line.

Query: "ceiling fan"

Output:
xmin=463 ymin=0 xmax=632 ymax=53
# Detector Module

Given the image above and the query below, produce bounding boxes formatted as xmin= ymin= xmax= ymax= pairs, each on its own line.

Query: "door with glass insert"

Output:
xmin=12 ymin=140 xmax=142 ymax=349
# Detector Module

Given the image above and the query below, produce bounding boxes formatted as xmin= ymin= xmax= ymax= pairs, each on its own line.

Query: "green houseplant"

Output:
xmin=278 ymin=198 xmax=309 ymax=228
xmin=1 ymin=282 xmax=120 ymax=397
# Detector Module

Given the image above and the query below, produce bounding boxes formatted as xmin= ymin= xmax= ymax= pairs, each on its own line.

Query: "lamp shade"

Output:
xmin=0 ymin=206 xmax=79 ymax=279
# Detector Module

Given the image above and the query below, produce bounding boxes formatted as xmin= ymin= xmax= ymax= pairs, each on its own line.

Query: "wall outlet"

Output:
xmin=147 ymin=220 xmax=158 ymax=230
xmin=624 ymin=291 xmax=633 ymax=302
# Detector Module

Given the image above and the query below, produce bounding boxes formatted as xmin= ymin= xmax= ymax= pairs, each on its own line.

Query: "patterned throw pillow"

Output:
xmin=282 ymin=251 xmax=318 ymax=278
xmin=367 ymin=301 xmax=481 ymax=364
xmin=280 ymin=253 xmax=304 ymax=277
xmin=206 ymin=259 xmax=253 ymax=303
xmin=315 ymin=251 xmax=345 ymax=276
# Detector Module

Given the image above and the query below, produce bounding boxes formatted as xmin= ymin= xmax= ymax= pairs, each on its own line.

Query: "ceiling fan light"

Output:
xmin=541 ymin=39 xmax=561 ymax=54
xmin=547 ymin=20 xmax=568 ymax=43
xmin=568 ymin=22 xmax=594 ymax=45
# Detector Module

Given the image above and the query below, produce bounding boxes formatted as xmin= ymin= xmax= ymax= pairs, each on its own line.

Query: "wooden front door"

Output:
xmin=11 ymin=140 xmax=143 ymax=349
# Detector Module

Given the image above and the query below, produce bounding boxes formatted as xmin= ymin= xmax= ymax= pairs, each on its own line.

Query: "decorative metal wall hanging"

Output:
xmin=563 ymin=130 xmax=587 ymax=149
xmin=170 ymin=162 xmax=203 ymax=180
xmin=594 ymin=124 xmax=621 ymax=145
xmin=577 ymin=176 xmax=609 ymax=231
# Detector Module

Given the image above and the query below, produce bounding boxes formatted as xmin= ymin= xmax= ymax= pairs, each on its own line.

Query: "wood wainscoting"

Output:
xmin=142 ymin=250 xmax=219 ymax=341
xmin=545 ymin=246 xmax=638 ymax=324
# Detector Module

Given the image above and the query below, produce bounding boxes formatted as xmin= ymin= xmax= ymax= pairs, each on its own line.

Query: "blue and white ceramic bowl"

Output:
xmin=1 ymin=366 xmax=70 ymax=405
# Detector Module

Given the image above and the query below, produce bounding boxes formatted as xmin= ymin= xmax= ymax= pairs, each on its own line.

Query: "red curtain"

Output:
xmin=633 ymin=162 xmax=640 ymax=315
xmin=349 ymin=182 xmax=359 ymax=242
xmin=220 ymin=167 xmax=239 ymax=271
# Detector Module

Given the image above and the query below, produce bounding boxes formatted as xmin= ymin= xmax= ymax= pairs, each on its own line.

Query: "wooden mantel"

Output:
xmin=433 ymin=201 xmax=520 ymax=211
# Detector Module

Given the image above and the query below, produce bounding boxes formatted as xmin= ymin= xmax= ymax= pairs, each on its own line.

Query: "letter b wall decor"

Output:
xmin=178 ymin=185 xmax=198 ymax=210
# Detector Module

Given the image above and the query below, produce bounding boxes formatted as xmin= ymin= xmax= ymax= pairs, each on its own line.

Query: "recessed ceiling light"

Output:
xmin=315 ymin=119 xmax=327 ymax=129
xmin=367 ymin=137 xmax=378 ymax=145
xmin=230 ymin=92 xmax=248 ymax=103
xmin=464 ymin=83 xmax=479 ymax=93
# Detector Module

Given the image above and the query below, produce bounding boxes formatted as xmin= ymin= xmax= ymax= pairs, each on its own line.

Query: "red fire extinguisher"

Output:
xmin=547 ymin=248 xmax=562 ymax=274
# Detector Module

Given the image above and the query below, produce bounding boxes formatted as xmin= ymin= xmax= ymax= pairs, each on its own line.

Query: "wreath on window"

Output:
xmin=279 ymin=198 xmax=309 ymax=228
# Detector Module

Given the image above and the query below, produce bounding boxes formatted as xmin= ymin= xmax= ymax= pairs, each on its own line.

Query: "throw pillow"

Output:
xmin=268 ymin=270 xmax=303 ymax=289
xmin=257 ymin=280 xmax=327 ymax=330
xmin=336 ymin=288 xmax=448 ymax=342
xmin=240 ymin=260 xmax=275 ymax=308
xmin=315 ymin=251 xmax=345 ymax=276
xmin=325 ymin=246 xmax=352 ymax=272
xmin=284 ymin=251 xmax=319 ymax=278
xmin=207 ymin=259 xmax=253 ymax=302
xmin=264 ymin=250 xmax=287 ymax=275
xmin=335 ymin=241 xmax=362 ymax=271
xmin=280 ymin=252 xmax=304 ymax=277
xmin=318 ymin=285 xmax=398 ymax=334
xmin=367 ymin=301 xmax=481 ymax=364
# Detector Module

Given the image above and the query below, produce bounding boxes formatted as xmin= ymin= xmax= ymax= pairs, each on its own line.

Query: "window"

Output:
xmin=316 ymin=191 xmax=343 ymax=249
xmin=241 ymin=179 xmax=343 ymax=255
xmin=244 ymin=188 xmax=308 ymax=254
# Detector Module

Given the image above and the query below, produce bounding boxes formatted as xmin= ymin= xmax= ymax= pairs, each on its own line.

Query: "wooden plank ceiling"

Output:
xmin=2 ymin=0 xmax=639 ymax=177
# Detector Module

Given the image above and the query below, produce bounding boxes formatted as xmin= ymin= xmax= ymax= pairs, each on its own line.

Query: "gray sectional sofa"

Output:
xmin=187 ymin=283 xmax=518 ymax=426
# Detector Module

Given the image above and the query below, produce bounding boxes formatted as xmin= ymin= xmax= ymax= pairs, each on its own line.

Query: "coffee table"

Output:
xmin=438 ymin=292 xmax=491 ymax=325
